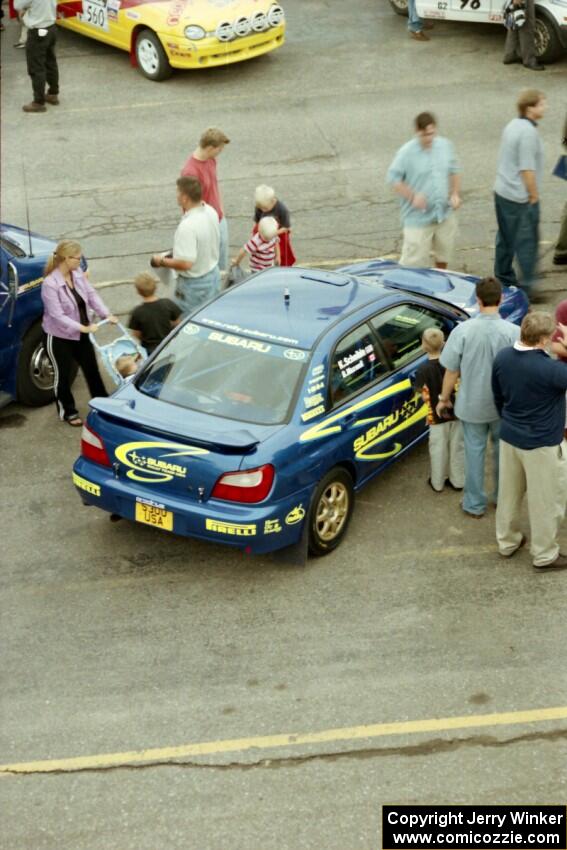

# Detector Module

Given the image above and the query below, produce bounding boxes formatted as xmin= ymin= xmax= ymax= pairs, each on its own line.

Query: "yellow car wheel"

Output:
xmin=135 ymin=28 xmax=172 ymax=81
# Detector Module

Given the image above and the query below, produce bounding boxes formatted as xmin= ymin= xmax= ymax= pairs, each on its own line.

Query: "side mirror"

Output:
xmin=7 ymin=262 xmax=19 ymax=328
xmin=8 ymin=262 xmax=19 ymax=300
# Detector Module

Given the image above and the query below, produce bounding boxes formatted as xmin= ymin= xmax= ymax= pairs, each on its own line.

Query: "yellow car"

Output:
xmin=56 ymin=0 xmax=285 ymax=80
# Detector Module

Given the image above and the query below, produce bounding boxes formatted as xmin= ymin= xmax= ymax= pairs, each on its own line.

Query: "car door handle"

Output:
xmin=343 ymin=412 xmax=358 ymax=426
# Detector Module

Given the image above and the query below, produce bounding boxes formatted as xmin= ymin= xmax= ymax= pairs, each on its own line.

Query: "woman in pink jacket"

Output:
xmin=42 ymin=240 xmax=117 ymax=426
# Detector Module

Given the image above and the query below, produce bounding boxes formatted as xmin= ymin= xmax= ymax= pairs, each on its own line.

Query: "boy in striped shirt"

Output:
xmin=233 ymin=216 xmax=280 ymax=273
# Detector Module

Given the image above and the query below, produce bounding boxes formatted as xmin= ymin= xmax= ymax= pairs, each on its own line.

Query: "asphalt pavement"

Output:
xmin=1 ymin=1 xmax=567 ymax=848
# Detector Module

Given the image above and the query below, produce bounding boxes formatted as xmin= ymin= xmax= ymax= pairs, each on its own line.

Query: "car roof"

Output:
xmin=194 ymin=265 xmax=469 ymax=350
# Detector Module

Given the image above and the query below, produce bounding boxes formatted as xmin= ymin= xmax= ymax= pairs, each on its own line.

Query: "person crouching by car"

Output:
xmin=42 ymin=240 xmax=118 ymax=427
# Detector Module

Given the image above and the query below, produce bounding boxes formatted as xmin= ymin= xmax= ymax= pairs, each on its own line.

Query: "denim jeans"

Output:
xmin=407 ymin=0 xmax=423 ymax=32
xmin=174 ymin=265 xmax=221 ymax=315
xmin=218 ymin=216 xmax=229 ymax=272
xmin=494 ymin=193 xmax=539 ymax=297
xmin=461 ymin=420 xmax=501 ymax=516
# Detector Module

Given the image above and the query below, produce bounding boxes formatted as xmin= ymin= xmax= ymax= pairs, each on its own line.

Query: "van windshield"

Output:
xmin=137 ymin=323 xmax=308 ymax=426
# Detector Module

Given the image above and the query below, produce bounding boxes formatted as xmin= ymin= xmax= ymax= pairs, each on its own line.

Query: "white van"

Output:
xmin=388 ymin=0 xmax=567 ymax=63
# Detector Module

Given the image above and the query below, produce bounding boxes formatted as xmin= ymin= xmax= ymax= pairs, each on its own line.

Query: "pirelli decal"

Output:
xmin=73 ymin=472 xmax=101 ymax=497
xmin=206 ymin=519 xmax=256 ymax=537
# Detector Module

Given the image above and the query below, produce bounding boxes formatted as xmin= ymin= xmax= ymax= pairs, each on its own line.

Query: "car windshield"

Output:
xmin=136 ymin=323 xmax=308 ymax=426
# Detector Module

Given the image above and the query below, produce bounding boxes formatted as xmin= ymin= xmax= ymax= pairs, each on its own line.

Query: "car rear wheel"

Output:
xmin=308 ymin=468 xmax=354 ymax=557
xmin=389 ymin=0 xmax=408 ymax=16
xmin=135 ymin=29 xmax=172 ymax=81
xmin=534 ymin=14 xmax=563 ymax=63
xmin=16 ymin=322 xmax=77 ymax=407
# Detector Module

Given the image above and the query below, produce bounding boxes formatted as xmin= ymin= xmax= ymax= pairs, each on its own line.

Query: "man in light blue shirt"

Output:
xmin=436 ymin=277 xmax=520 ymax=518
xmin=387 ymin=112 xmax=461 ymax=270
xmin=494 ymin=89 xmax=546 ymax=300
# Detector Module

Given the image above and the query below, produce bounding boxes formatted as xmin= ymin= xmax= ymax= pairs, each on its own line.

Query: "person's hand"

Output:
xmin=108 ymin=315 xmax=119 ymax=324
xmin=435 ymin=397 xmax=453 ymax=419
xmin=231 ymin=257 xmax=240 ymax=266
xmin=83 ymin=323 xmax=99 ymax=334
xmin=559 ymin=323 xmax=567 ymax=344
xmin=529 ymin=195 xmax=539 ymax=205
xmin=412 ymin=192 xmax=427 ymax=211
xmin=450 ymin=193 xmax=462 ymax=210
xmin=150 ymin=254 xmax=163 ymax=268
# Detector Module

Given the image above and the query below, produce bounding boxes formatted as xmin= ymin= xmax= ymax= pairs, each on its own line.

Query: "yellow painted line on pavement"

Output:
xmin=2 ymin=705 xmax=566 ymax=776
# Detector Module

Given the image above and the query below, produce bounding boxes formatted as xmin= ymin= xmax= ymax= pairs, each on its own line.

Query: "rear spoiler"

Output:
xmin=90 ymin=398 xmax=260 ymax=453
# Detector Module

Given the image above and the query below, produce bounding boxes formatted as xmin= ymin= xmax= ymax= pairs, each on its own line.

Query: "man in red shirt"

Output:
xmin=181 ymin=127 xmax=230 ymax=274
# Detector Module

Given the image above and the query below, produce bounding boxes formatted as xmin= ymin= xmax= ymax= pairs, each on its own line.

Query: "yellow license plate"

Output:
xmin=135 ymin=502 xmax=173 ymax=532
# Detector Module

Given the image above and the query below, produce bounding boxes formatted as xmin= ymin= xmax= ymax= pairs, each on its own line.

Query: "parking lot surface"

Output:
xmin=1 ymin=1 xmax=566 ymax=848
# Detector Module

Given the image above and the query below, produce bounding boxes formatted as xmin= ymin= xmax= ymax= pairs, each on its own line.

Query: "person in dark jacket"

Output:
xmin=492 ymin=311 xmax=567 ymax=571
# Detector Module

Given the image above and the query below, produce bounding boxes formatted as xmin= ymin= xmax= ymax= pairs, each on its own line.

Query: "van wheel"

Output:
xmin=534 ymin=14 xmax=563 ymax=63
xmin=308 ymin=468 xmax=354 ymax=557
xmin=135 ymin=29 xmax=172 ymax=81
xmin=388 ymin=0 xmax=408 ymax=16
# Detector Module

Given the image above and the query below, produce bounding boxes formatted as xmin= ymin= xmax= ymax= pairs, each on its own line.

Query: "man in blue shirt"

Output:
xmin=387 ymin=112 xmax=461 ymax=270
xmin=492 ymin=312 xmax=567 ymax=571
xmin=494 ymin=89 xmax=546 ymax=300
xmin=436 ymin=278 xmax=520 ymax=518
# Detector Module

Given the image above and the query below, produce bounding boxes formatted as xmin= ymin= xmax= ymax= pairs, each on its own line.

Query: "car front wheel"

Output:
xmin=16 ymin=322 xmax=76 ymax=406
xmin=135 ymin=29 xmax=172 ymax=81
xmin=389 ymin=0 xmax=408 ymax=16
xmin=308 ymin=468 xmax=354 ymax=557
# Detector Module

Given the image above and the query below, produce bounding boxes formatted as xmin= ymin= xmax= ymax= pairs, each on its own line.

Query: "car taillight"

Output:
xmin=81 ymin=424 xmax=111 ymax=467
xmin=211 ymin=464 xmax=275 ymax=503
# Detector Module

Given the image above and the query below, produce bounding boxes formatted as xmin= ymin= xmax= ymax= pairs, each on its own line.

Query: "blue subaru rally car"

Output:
xmin=73 ymin=262 xmax=528 ymax=558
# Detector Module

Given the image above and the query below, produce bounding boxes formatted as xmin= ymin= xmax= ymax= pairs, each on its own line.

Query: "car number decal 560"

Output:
xmin=81 ymin=0 xmax=109 ymax=31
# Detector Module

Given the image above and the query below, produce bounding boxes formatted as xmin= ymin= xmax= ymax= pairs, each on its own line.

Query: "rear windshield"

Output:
xmin=137 ymin=323 xmax=308 ymax=426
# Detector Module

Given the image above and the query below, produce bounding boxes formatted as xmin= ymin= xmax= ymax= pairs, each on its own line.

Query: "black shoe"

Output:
xmin=499 ymin=535 xmax=527 ymax=559
xmin=553 ymin=255 xmax=567 ymax=266
xmin=523 ymin=62 xmax=545 ymax=71
xmin=427 ymin=478 xmax=443 ymax=493
xmin=503 ymin=56 xmax=521 ymax=65
xmin=445 ymin=479 xmax=463 ymax=492
xmin=533 ymin=553 xmax=567 ymax=571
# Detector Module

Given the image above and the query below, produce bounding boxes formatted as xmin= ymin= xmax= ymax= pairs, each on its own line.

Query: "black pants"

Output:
xmin=494 ymin=192 xmax=539 ymax=297
xmin=26 ymin=25 xmax=59 ymax=104
xmin=46 ymin=333 xmax=107 ymax=421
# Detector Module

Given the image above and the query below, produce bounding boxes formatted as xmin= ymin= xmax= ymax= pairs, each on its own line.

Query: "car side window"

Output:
xmin=371 ymin=304 xmax=452 ymax=370
xmin=330 ymin=324 xmax=387 ymax=407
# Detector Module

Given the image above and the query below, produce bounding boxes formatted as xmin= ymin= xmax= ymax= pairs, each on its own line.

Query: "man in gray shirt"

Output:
xmin=14 ymin=0 xmax=58 ymax=113
xmin=493 ymin=89 xmax=546 ymax=301
xmin=436 ymin=277 xmax=520 ymax=518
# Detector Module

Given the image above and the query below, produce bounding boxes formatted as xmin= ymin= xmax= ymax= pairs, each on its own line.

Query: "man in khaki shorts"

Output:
xmin=387 ymin=111 xmax=461 ymax=269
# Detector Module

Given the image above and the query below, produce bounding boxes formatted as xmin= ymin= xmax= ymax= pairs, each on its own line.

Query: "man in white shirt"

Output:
xmin=151 ymin=177 xmax=220 ymax=315
xmin=14 ymin=0 xmax=59 ymax=112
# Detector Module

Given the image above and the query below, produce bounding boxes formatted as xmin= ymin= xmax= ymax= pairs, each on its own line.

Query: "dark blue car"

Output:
xmin=1 ymin=224 xmax=59 ymax=408
xmin=72 ymin=263 xmax=528 ymax=558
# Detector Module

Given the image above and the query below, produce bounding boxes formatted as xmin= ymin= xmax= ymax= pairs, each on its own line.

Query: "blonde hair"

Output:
xmin=517 ymin=88 xmax=545 ymax=117
xmin=135 ymin=272 xmax=158 ymax=297
xmin=422 ymin=327 xmax=445 ymax=354
xmin=520 ymin=311 xmax=554 ymax=346
xmin=258 ymin=216 xmax=278 ymax=241
xmin=44 ymin=240 xmax=82 ymax=276
xmin=115 ymin=354 xmax=140 ymax=378
xmin=199 ymin=127 xmax=230 ymax=148
xmin=255 ymin=184 xmax=276 ymax=209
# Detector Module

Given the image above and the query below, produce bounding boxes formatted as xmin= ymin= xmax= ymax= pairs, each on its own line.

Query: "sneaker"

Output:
xmin=14 ymin=40 xmax=26 ymax=48
xmin=499 ymin=535 xmax=527 ymax=559
xmin=410 ymin=31 xmax=430 ymax=42
xmin=22 ymin=102 xmax=46 ymax=113
xmin=553 ymin=255 xmax=567 ymax=266
xmin=533 ymin=553 xmax=567 ymax=571
xmin=45 ymin=94 xmax=60 ymax=105
xmin=523 ymin=61 xmax=545 ymax=71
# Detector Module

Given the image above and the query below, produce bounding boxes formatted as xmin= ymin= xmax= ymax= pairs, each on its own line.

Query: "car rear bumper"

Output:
xmin=72 ymin=457 xmax=310 ymax=555
xmin=162 ymin=24 xmax=285 ymax=69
